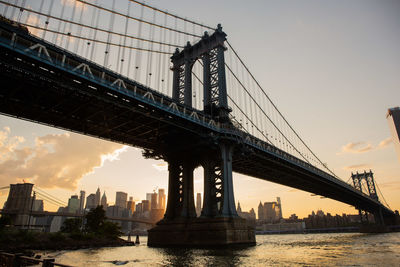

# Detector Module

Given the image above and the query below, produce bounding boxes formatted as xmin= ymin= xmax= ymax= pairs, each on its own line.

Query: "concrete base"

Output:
xmin=147 ymin=217 xmax=256 ymax=247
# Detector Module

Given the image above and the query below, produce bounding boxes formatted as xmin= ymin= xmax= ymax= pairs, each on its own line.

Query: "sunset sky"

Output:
xmin=1 ymin=0 xmax=399 ymax=218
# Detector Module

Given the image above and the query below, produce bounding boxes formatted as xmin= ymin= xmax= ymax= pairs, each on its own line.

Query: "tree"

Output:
xmin=84 ymin=206 xmax=122 ymax=238
xmin=61 ymin=218 xmax=82 ymax=233
xmin=85 ymin=206 xmax=105 ymax=234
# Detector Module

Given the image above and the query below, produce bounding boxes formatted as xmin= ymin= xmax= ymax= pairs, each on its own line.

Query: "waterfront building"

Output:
xmin=258 ymin=201 xmax=264 ymax=220
xmin=387 ymin=107 xmax=400 ymax=162
xmin=95 ymin=187 xmax=101 ymax=207
xmin=135 ymin=202 xmax=143 ymax=214
xmin=151 ymin=193 xmax=158 ymax=210
xmin=196 ymin=193 xmax=201 ymax=216
xmin=85 ymin=193 xmax=96 ymax=210
xmin=263 ymin=202 xmax=277 ymax=222
xmin=101 ymin=191 xmax=108 ymax=209
xmin=67 ymin=195 xmax=79 ymax=213
xmin=106 ymin=205 xmax=124 ymax=218
xmin=142 ymin=200 xmax=150 ymax=212
xmin=115 ymin=191 xmax=128 ymax=208
xmin=79 ymin=190 xmax=85 ymax=214
xmin=257 ymin=197 xmax=282 ymax=222
xmin=158 ymin=189 xmax=166 ymax=210
xmin=277 ymin=197 xmax=283 ymax=219
xmin=237 ymin=202 xmax=256 ymax=226
xmin=127 ymin=197 xmax=135 ymax=213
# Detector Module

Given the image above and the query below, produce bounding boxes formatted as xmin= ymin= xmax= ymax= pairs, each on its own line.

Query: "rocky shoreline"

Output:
xmin=0 ymin=230 xmax=135 ymax=253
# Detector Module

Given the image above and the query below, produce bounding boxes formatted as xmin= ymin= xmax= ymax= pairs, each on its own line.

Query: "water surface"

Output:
xmin=44 ymin=233 xmax=400 ymax=266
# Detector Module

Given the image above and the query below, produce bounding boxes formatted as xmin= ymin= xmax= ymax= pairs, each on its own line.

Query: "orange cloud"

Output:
xmin=339 ymin=142 xmax=373 ymax=154
xmin=0 ymin=128 xmax=125 ymax=190
xmin=378 ymin=137 xmax=393 ymax=149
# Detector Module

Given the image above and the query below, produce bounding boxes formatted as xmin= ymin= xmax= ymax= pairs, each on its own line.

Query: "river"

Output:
xmin=42 ymin=232 xmax=400 ymax=266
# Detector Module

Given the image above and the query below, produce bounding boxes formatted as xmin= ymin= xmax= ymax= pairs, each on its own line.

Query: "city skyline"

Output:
xmin=0 ymin=0 xmax=399 ymax=217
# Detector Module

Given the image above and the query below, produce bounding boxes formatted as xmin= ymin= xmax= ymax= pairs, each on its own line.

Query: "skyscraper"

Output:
xmin=101 ymin=192 xmax=107 ymax=209
xmin=158 ymin=189 xmax=166 ymax=210
xmin=85 ymin=194 xmax=96 ymax=210
xmin=258 ymin=201 xmax=264 ymax=220
xmin=79 ymin=190 xmax=85 ymax=214
xmin=387 ymin=107 xmax=400 ymax=162
xmin=127 ymin=197 xmax=135 ymax=213
xmin=196 ymin=193 xmax=201 ymax=216
xmin=67 ymin=195 xmax=80 ymax=213
xmin=115 ymin=191 xmax=128 ymax=208
xmin=95 ymin=187 xmax=101 ymax=207
xmin=151 ymin=193 xmax=158 ymax=210
xmin=276 ymin=197 xmax=283 ymax=219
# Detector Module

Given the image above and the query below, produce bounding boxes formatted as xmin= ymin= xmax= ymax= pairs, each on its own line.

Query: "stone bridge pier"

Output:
xmin=147 ymin=142 xmax=255 ymax=247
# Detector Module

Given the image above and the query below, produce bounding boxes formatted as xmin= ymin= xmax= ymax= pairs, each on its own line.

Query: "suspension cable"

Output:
xmin=226 ymin=40 xmax=338 ymax=178
xmin=128 ymin=0 xmax=214 ymax=30
xmin=16 ymin=23 xmax=172 ymax=54
xmin=0 ymin=1 xmax=183 ymax=49
xmin=76 ymin=0 xmax=203 ymax=38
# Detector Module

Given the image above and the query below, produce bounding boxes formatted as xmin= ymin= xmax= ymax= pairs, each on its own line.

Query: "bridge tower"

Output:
xmin=148 ymin=25 xmax=255 ymax=247
xmin=351 ymin=170 xmax=383 ymax=225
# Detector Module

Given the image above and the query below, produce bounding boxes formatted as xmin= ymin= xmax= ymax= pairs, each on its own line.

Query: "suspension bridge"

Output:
xmin=0 ymin=0 xmax=396 ymax=246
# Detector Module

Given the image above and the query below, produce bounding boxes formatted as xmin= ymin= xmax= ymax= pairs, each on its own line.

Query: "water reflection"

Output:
xmin=46 ymin=233 xmax=400 ymax=266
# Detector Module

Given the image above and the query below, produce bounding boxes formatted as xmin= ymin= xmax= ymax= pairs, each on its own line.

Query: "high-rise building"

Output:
xmin=85 ymin=193 xmax=96 ymax=210
xmin=127 ymin=197 xmax=135 ymax=213
xmin=142 ymin=200 xmax=150 ymax=212
xmin=276 ymin=197 xmax=283 ymax=219
xmin=135 ymin=202 xmax=143 ymax=214
xmin=196 ymin=193 xmax=202 ymax=216
xmin=101 ymin=192 xmax=108 ymax=209
xmin=151 ymin=193 xmax=158 ymax=210
xmin=158 ymin=189 xmax=166 ymax=210
xmin=95 ymin=187 xmax=101 ymax=207
xmin=263 ymin=202 xmax=279 ymax=222
xmin=387 ymin=107 xmax=400 ymax=162
xmin=79 ymin=190 xmax=85 ymax=214
xmin=146 ymin=193 xmax=152 ymax=206
xmin=258 ymin=201 xmax=264 ymax=220
xmin=115 ymin=191 xmax=128 ymax=208
xmin=67 ymin=195 xmax=80 ymax=213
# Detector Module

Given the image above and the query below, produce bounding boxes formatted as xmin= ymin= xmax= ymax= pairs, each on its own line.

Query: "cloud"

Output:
xmin=339 ymin=142 xmax=373 ymax=154
xmin=0 ymin=128 xmax=125 ymax=190
xmin=343 ymin=164 xmax=372 ymax=171
xmin=152 ymin=163 xmax=167 ymax=172
xmin=338 ymin=137 xmax=392 ymax=155
xmin=378 ymin=137 xmax=393 ymax=149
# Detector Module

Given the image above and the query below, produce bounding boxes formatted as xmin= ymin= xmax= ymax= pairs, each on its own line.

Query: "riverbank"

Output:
xmin=0 ymin=229 xmax=134 ymax=252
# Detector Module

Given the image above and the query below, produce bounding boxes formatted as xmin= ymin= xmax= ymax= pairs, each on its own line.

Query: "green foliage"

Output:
xmin=85 ymin=206 xmax=106 ymax=234
xmin=84 ymin=206 xmax=122 ymax=238
xmin=61 ymin=218 xmax=82 ymax=233
xmin=99 ymin=221 xmax=122 ymax=239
